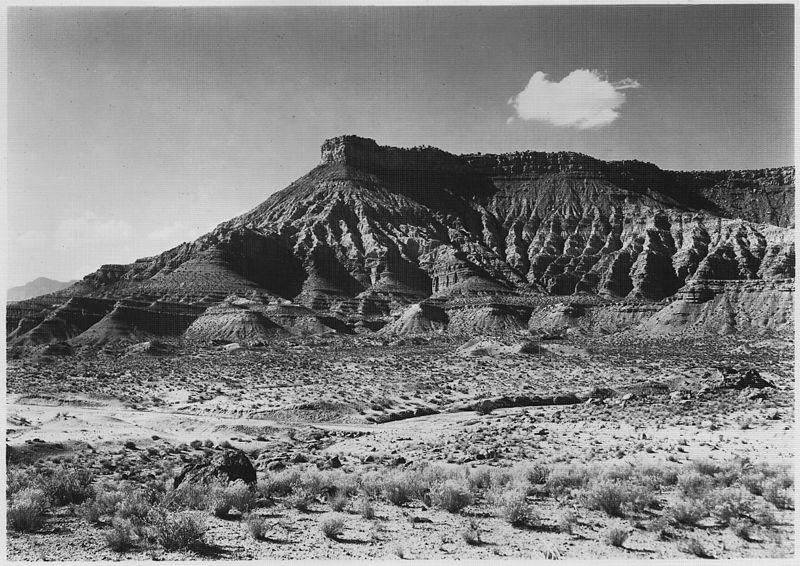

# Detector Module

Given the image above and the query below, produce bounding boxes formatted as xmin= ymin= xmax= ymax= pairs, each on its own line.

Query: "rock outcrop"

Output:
xmin=7 ymin=135 xmax=794 ymax=345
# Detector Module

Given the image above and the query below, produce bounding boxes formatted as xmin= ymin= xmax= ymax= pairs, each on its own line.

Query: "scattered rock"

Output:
xmin=174 ymin=448 xmax=257 ymax=488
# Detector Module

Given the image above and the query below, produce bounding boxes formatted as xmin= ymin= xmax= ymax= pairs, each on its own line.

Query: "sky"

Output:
xmin=6 ymin=5 xmax=794 ymax=287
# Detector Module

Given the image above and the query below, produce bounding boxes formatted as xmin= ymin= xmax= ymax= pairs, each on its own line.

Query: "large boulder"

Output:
xmin=173 ymin=449 xmax=257 ymax=489
xmin=719 ymin=368 xmax=775 ymax=390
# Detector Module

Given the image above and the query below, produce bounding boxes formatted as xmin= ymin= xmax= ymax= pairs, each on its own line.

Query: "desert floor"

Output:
xmin=5 ymin=333 xmax=795 ymax=560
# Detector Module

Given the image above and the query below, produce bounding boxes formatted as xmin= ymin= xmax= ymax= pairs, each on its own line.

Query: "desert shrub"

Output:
xmin=489 ymin=468 xmax=513 ymax=489
xmin=763 ymin=480 xmax=794 ymax=510
xmin=540 ymin=544 xmax=562 ymax=560
xmin=741 ymin=472 xmax=767 ymax=496
xmin=245 ymin=514 xmax=269 ymax=540
xmin=77 ymin=485 xmax=125 ymax=524
xmin=168 ymin=482 xmax=208 ymax=510
xmin=307 ymin=469 xmax=358 ymax=498
xmin=6 ymin=467 xmax=38 ymax=498
xmin=420 ymin=464 xmax=464 ymax=489
xmin=153 ymin=511 xmax=206 ymax=551
xmin=320 ymin=513 xmax=345 ymax=540
xmin=286 ymin=486 xmax=316 ymax=512
xmin=7 ymin=488 xmax=48 ymax=532
xmin=41 ymin=466 xmax=94 ymax=506
xmin=329 ymin=492 xmax=348 ymax=512
xmin=116 ymin=489 xmax=155 ymax=524
xmin=207 ymin=480 xmax=256 ymax=517
xmin=600 ymin=464 xmax=634 ymax=482
xmin=383 ymin=469 xmax=424 ymax=506
xmin=583 ymin=480 xmax=626 ymax=517
xmin=430 ymin=480 xmax=473 ymax=513
xmin=461 ymin=521 xmax=482 ymax=545
xmin=219 ymin=440 xmax=234 ymax=449
xmin=677 ymin=471 xmax=712 ymax=499
xmin=604 ymin=526 xmax=630 ymax=547
xmin=583 ymin=479 xmax=656 ymax=517
xmin=637 ymin=463 xmax=679 ymax=487
xmin=499 ymin=489 xmax=537 ymax=527
xmin=105 ymin=517 xmax=138 ymax=552
xmin=511 ymin=462 xmax=550 ymax=490
xmin=709 ymin=487 xmax=755 ymax=525
xmin=358 ymin=497 xmax=375 ymax=519
xmin=465 ymin=466 xmax=493 ymax=491
xmin=558 ymin=509 xmax=578 ymax=534
xmin=258 ymin=469 xmax=301 ymax=499
xmin=545 ymin=463 xmax=589 ymax=497
xmin=665 ymin=499 xmax=709 ymax=526
xmin=690 ymin=459 xmax=725 ymax=477
xmin=358 ymin=471 xmax=384 ymax=499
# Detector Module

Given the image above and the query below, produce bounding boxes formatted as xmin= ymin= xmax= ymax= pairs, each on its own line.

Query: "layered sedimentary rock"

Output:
xmin=7 ymin=135 xmax=794 ymax=345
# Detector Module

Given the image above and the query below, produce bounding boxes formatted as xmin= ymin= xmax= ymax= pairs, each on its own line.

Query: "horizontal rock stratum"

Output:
xmin=7 ymin=136 xmax=795 ymax=344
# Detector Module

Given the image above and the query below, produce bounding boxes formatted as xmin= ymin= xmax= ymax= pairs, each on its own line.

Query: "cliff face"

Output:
xmin=8 ymin=135 xmax=795 ymax=345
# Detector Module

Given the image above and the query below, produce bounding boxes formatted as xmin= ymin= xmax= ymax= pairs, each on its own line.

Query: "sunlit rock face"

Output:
xmin=8 ymin=135 xmax=794 ymax=344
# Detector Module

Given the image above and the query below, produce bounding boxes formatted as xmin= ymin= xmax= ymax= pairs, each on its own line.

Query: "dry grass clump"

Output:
xmin=206 ymin=480 xmax=257 ymax=518
xmin=167 ymin=482 xmax=208 ymax=510
xmin=152 ymin=510 xmax=207 ymax=551
xmin=383 ymin=469 xmax=425 ymax=506
xmin=664 ymin=499 xmax=709 ymax=527
xmin=582 ymin=479 xmax=657 ymax=517
xmin=358 ymin=471 xmax=384 ymax=499
xmin=461 ymin=521 xmax=482 ymax=545
xmin=499 ymin=489 xmax=538 ymax=527
xmin=510 ymin=462 xmax=549 ymax=493
xmin=709 ymin=487 xmax=755 ymax=525
xmin=636 ymin=463 xmax=679 ymax=487
xmin=105 ymin=517 xmax=140 ymax=552
xmin=286 ymin=486 xmax=316 ymax=512
xmin=604 ymin=525 xmax=630 ymax=547
xmin=676 ymin=471 xmax=713 ymax=499
xmin=763 ymin=480 xmax=794 ymax=510
xmin=245 ymin=514 xmax=269 ymax=540
xmin=257 ymin=469 xmax=301 ymax=499
xmin=7 ymin=488 xmax=48 ymax=532
xmin=545 ymin=463 xmax=589 ymax=497
xmin=328 ymin=492 xmax=349 ymax=512
xmin=40 ymin=466 xmax=95 ymax=506
xmin=320 ymin=513 xmax=346 ymax=540
xmin=465 ymin=466 xmax=493 ymax=491
xmin=358 ymin=496 xmax=375 ymax=519
xmin=431 ymin=479 xmax=473 ymax=513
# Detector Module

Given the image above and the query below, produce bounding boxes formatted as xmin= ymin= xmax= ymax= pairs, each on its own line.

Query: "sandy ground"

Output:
xmin=5 ymin=333 xmax=795 ymax=560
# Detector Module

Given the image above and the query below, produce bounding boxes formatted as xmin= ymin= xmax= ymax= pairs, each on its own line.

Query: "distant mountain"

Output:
xmin=6 ymin=135 xmax=795 ymax=346
xmin=7 ymin=277 xmax=77 ymax=302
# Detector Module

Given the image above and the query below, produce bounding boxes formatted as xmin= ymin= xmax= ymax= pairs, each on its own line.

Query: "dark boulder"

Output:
xmin=173 ymin=449 xmax=257 ymax=489
xmin=720 ymin=368 xmax=775 ymax=390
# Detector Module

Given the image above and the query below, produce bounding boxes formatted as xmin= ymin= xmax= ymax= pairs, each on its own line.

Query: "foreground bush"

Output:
xmin=7 ymin=488 xmax=48 ymax=532
xmin=320 ymin=513 xmax=346 ymax=540
xmin=430 ymin=480 xmax=473 ymax=513
xmin=207 ymin=480 xmax=256 ymax=517
xmin=499 ymin=489 xmax=537 ymax=527
xmin=583 ymin=479 xmax=657 ymax=517
xmin=383 ymin=470 xmax=424 ymax=506
xmin=41 ymin=466 xmax=94 ymax=506
xmin=153 ymin=511 xmax=207 ymax=551
xmin=545 ymin=464 xmax=589 ymax=497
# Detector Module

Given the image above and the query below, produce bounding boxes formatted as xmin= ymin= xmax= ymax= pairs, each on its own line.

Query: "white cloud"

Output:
xmin=508 ymin=69 xmax=641 ymax=130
